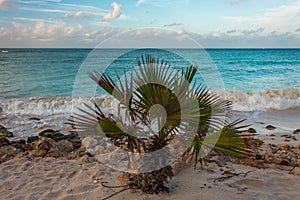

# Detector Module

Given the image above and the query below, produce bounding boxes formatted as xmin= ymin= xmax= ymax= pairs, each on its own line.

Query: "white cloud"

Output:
xmin=65 ymin=12 xmax=94 ymax=19
xmin=103 ymin=2 xmax=122 ymax=21
xmin=224 ymin=0 xmax=300 ymax=32
xmin=0 ymin=21 xmax=120 ymax=47
xmin=0 ymin=0 xmax=17 ymax=10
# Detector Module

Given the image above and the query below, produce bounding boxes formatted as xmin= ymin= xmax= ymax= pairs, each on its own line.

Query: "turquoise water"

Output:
xmin=0 ymin=48 xmax=299 ymax=99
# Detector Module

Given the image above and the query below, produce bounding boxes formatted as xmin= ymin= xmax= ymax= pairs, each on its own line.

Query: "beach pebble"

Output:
xmin=266 ymin=125 xmax=276 ymax=130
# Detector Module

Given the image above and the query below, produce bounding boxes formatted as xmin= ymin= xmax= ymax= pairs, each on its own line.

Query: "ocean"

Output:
xmin=0 ymin=48 xmax=299 ymax=136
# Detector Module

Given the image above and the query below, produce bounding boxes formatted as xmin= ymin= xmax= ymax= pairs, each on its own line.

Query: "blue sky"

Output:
xmin=0 ymin=0 xmax=300 ymax=47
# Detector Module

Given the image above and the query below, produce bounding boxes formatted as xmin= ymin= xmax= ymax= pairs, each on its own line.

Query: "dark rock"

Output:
xmin=69 ymin=137 xmax=82 ymax=150
xmin=248 ymin=128 xmax=256 ymax=133
xmin=29 ymin=117 xmax=40 ymax=121
xmin=0 ymin=137 xmax=11 ymax=147
xmin=39 ymin=129 xmax=65 ymax=141
xmin=266 ymin=125 xmax=276 ymax=130
xmin=0 ymin=125 xmax=13 ymax=137
xmin=11 ymin=139 xmax=26 ymax=149
xmin=279 ymin=159 xmax=291 ymax=166
xmin=27 ymin=136 xmax=39 ymax=143
xmin=293 ymin=129 xmax=300 ymax=135
xmin=39 ymin=129 xmax=80 ymax=143
xmin=255 ymin=154 xmax=263 ymax=160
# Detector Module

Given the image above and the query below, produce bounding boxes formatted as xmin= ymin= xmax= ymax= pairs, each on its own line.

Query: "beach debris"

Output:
xmin=0 ymin=124 xmax=13 ymax=137
xmin=213 ymin=170 xmax=254 ymax=183
xmin=266 ymin=125 xmax=276 ymax=130
xmin=293 ymin=129 xmax=300 ymax=134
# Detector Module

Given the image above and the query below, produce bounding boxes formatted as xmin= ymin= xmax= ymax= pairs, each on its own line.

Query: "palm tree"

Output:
xmin=69 ymin=54 xmax=247 ymax=194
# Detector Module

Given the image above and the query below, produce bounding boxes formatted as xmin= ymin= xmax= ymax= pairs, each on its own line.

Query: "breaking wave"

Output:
xmin=0 ymin=88 xmax=299 ymax=116
xmin=218 ymin=87 xmax=300 ymax=112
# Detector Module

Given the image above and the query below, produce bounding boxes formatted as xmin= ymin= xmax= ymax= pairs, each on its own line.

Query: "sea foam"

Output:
xmin=0 ymin=88 xmax=299 ymax=116
xmin=218 ymin=87 xmax=300 ymax=112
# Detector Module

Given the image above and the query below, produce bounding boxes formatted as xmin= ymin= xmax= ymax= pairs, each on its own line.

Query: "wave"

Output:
xmin=0 ymin=96 xmax=116 ymax=116
xmin=0 ymin=88 xmax=299 ymax=116
xmin=218 ymin=87 xmax=300 ymax=112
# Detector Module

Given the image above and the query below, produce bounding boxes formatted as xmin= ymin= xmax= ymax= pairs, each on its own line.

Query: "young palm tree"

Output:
xmin=69 ymin=54 xmax=247 ymax=194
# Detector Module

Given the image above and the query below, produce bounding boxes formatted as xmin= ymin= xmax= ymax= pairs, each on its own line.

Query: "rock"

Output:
xmin=22 ymin=143 xmax=34 ymax=151
xmin=82 ymin=137 xmax=98 ymax=148
xmin=279 ymin=159 xmax=291 ymax=166
xmin=289 ymin=167 xmax=300 ymax=176
xmin=11 ymin=139 xmax=26 ymax=149
xmin=117 ymin=173 xmax=130 ymax=186
xmin=30 ymin=137 xmax=65 ymax=158
xmin=255 ymin=154 xmax=263 ymax=160
xmin=39 ymin=130 xmax=81 ymax=148
xmin=293 ymin=129 xmax=300 ymax=134
xmin=46 ymin=148 xmax=64 ymax=158
xmin=57 ymin=140 xmax=73 ymax=153
xmin=0 ymin=145 xmax=19 ymax=163
xmin=247 ymin=128 xmax=256 ymax=133
xmin=0 ymin=137 xmax=11 ymax=147
xmin=29 ymin=117 xmax=40 ymax=121
xmin=39 ymin=129 xmax=65 ymax=141
xmin=0 ymin=125 xmax=13 ymax=137
xmin=27 ymin=136 xmax=39 ymax=143
xmin=266 ymin=125 xmax=276 ymax=130
xmin=69 ymin=137 xmax=82 ymax=150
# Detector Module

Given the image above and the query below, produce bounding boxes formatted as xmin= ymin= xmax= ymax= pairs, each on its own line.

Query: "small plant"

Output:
xmin=69 ymin=54 xmax=247 ymax=195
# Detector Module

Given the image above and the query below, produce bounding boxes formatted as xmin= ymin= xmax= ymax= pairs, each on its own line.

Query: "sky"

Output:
xmin=0 ymin=0 xmax=300 ymax=48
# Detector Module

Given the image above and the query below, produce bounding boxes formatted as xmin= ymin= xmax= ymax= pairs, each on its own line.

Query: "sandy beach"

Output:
xmin=1 ymin=114 xmax=300 ymax=200
xmin=1 ymin=135 xmax=300 ymax=200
